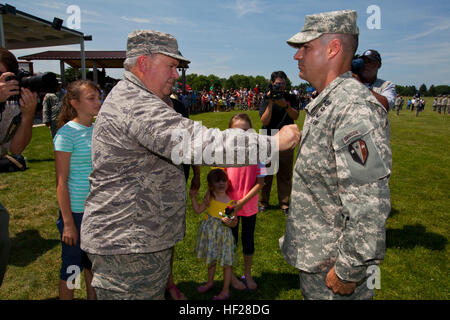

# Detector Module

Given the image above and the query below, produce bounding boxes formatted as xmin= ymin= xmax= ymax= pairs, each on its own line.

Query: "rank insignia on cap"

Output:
xmin=349 ymin=139 xmax=369 ymax=165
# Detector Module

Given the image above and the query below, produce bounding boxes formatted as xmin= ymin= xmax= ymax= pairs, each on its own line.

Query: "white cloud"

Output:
xmin=121 ymin=16 xmax=151 ymax=24
xmin=224 ymin=0 xmax=265 ymax=18
xmin=82 ymin=9 xmax=101 ymax=17
xmin=36 ymin=1 xmax=69 ymax=10
xmin=401 ymin=20 xmax=450 ymax=42
xmin=120 ymin=16 xmax=181 ymax=25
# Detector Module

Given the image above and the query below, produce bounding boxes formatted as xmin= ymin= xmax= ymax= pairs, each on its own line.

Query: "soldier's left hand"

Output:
xmin=325 ymin=266 xmax=356 ymax=296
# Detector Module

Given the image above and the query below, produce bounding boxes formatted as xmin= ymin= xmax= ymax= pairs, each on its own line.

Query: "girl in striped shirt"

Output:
xmin=53 ymin=80 xmax=101 ymax=300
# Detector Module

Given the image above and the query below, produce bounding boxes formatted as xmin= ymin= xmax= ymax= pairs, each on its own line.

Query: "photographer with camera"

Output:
xmin=351 ymin=49 xmax=396 ymax=112
xmin=259 ymin=71 xmax=300 ymax=214
xmin=0 ymin=48 xmax=37 ymax=287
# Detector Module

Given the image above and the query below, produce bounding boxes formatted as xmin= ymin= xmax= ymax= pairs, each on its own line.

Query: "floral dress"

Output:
xmin=195 ymin=198 xmax=236 ymax=267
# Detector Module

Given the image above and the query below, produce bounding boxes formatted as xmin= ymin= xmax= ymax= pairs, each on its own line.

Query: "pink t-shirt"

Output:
xmin=225 ymin=164 xmax=266 ymax=217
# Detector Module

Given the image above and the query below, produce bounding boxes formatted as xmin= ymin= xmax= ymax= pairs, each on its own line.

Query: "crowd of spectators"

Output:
xmin=171 ymin=85 xmax=316 ymax=115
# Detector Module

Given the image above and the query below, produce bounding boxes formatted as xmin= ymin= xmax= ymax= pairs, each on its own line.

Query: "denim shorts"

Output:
xmin=56 ymin=211 xmax=92 ymax=281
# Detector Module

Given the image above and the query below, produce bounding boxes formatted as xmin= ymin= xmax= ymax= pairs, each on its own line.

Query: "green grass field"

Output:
xmin=0 ymin=97 xmax=448 ymax=300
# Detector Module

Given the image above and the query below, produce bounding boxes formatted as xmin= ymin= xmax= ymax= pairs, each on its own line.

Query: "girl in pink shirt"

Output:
xmin=225 ymin=113 xmax=266 ymax=291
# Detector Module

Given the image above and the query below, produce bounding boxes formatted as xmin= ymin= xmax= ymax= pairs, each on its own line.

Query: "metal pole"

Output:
xmin=0 ymin=14 xmax=5 ymax=48
xmin=60 ymin=60 xmax=66 ymax=86
xmin=182 ymin=68 xmax=186 ymax=95
xmin=80 ymin=37 xmax=86 ymax=80
xmin=93 ymin=61 xmax=98 ymax=84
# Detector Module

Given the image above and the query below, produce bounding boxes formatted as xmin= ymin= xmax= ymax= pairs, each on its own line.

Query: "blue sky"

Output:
xmin=8 ymin=0 xmax=450 ymax=88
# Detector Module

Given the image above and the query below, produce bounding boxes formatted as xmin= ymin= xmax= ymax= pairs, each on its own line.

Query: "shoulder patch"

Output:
xmin=348 ymin=139 xmax=369 ymax=165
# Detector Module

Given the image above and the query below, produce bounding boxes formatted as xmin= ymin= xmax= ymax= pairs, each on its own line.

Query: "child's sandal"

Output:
xmin=197 ymin=282 xmax=214 ymax=293
xmin=213 ymin=291 xmax=230 ymax=300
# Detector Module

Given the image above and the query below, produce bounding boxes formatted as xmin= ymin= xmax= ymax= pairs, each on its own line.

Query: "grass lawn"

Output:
xmin=0 ymin=97 xmax=448 ymax=300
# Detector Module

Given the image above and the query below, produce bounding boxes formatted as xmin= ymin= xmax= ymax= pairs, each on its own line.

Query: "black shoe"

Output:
xmin=282 ymin=208 xmax=289 ymax=215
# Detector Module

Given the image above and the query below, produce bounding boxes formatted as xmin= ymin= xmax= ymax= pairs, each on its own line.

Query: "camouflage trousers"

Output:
xmin=88 ymin=248 xmax=172 ymax=300
xmin=299 ymin=271 xmax=374 ymax=300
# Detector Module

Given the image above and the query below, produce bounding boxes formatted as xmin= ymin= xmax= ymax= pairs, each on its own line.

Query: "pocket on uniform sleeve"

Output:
xmin=333 ymin=123 xmax=390 ymax=185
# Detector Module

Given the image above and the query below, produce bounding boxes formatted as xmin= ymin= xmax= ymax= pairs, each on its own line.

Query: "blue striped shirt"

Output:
xmin=54 ymin=121 xmax=93 ymax=213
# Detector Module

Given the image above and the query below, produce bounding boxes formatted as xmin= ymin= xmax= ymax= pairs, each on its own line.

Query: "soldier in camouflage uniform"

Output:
xmin=432 ymin=97 xmax=438 ymax=112
xmin=394 ymin=95 xmax=403 ymax=116
xmin=437 ymin=95 xmax=443 ymax=113
xmin=446 ymin=95 xmax=450 ymax=114
xmin=279 ymin=10 xmax=392 ymax=300
xmin=81 ymin=30 xmax=300 ymax=300
xmin=442 ymin=95 xmax=448 ymax=115
xmin=42 ymin=89 xmax=62 ymax=138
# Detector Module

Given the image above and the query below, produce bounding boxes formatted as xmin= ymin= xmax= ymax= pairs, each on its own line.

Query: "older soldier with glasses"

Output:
xmin=81 ymin=30 xmax=300 ymax=300
xmin=279 ymin=10 xmax=392 ymax=300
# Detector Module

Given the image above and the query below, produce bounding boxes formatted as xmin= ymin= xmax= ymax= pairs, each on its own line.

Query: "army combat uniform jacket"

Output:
xmin=81 ymin=71 xmax=275 ymax=256
xmin=280 ymin=72 xmax=392 ymax=283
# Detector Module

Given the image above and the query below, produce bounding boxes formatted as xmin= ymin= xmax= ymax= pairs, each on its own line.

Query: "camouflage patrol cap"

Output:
xmin=126 ymin=30 xmax=190 ymax=66
xmin=287 ymin=10 xmax=359 ymax=47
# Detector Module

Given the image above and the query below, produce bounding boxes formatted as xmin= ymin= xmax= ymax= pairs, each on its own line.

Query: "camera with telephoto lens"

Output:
xmin=266 ymin=82 xmax=285 ymax=100
xmin=6 ymin=70 xmax=59 ymax=101
xmin=351 ymin=55 xmax=365 ymax=77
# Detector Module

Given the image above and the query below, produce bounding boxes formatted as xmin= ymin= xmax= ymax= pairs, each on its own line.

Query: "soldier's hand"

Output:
xmin=325 ymin=266 xmax=356 ymax=296
xmin=0 ymin=72 xmax=19 ymax=102
xmin=275 ymin=124 xmax=300 ymax=151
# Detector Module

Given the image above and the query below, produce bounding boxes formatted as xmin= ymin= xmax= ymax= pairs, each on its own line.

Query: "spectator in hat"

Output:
xmin=80 ymin=30 xmax=300 ymax=300
xmin=354 ymin=49 xmax=396 ymax=112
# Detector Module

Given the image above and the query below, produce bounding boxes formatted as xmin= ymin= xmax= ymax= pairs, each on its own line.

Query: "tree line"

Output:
xmin=396 ymin=84 xmax=450 ymax=97
xmin=63 ymin=67 xmax=449 ymax=96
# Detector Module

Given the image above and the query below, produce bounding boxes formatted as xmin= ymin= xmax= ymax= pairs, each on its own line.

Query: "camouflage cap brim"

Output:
xmin=156 ymin=51 xmax=190 ymax=66
xmin=286 ymin=31 xmax=323 ymax=47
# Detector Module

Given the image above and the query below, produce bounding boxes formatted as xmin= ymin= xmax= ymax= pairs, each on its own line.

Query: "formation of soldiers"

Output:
xmin=394 ymin=96 xmax=404 ymax=115
xmin=395 ymin=95 xmax=450 ymax=116
xmin=433 ymin=95 xmax=450 ymax=114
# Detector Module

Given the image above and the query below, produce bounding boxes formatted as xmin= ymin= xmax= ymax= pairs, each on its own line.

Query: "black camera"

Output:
xmin=351 ymin=55 xmax=365 ymax=76
xmin=6 ymin=70 xmax=59 ymax=100
xmin=266 ymin=83 xmax=285 ymax=100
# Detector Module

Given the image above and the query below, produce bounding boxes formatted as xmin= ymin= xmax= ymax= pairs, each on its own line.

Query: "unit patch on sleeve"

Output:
xmin=348 ymin=139 xmax=368 ymax=165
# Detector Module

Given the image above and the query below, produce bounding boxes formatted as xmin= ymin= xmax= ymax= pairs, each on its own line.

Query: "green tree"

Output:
xmin=419 ymin=83 xmax=427 ymax=96
xmin=428 ymin=85 xmax=436 ymax=97
xmin=64 ymin=67 xmax=82 ymax=83
xmin=191 ymin=75 xmax=210 ymax=91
